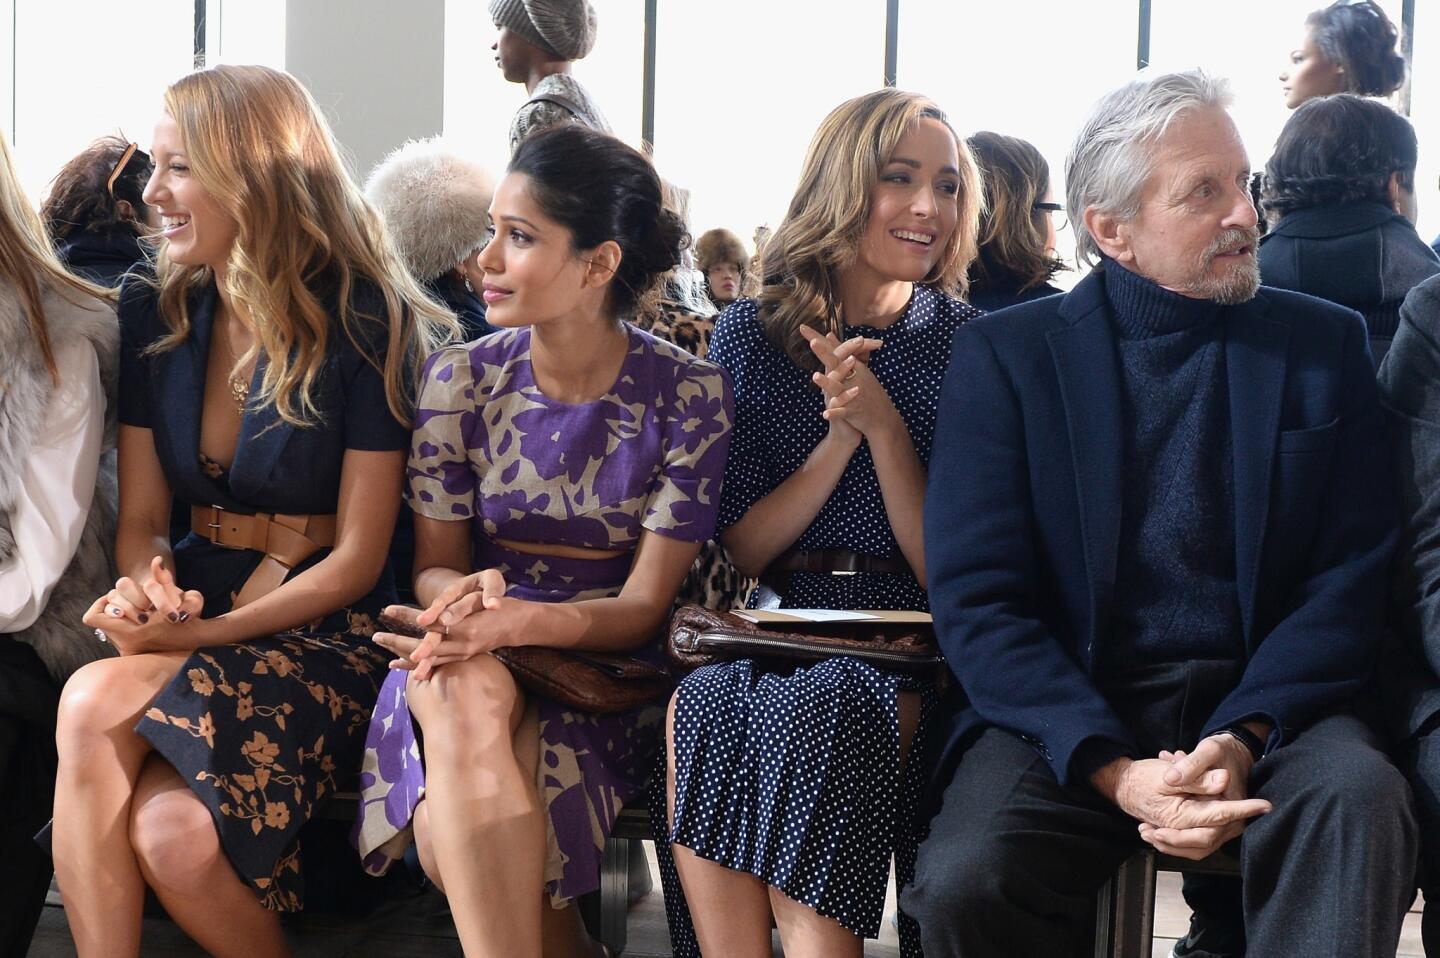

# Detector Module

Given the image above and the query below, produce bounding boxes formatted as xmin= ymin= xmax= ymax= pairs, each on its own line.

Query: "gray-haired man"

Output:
xmin=904 ymin=70 xmax=1416 ymax=956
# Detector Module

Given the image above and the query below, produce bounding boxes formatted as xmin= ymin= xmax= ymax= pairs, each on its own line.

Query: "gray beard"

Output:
xmin=1190 ymin=256 xmax=1260 ymax=305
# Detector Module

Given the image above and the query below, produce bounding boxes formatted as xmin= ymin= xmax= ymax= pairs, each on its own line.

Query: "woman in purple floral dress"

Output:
xmin=354 ymin=126 xmax=732 ymax=958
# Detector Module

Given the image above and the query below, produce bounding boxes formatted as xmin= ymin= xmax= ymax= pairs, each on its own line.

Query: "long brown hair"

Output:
xmin=756 ymin=89 xmax=981 ymax=371
xmin=967 ymin=131 xmax=1066 ymax=294
xmin=152 ymin=65 xmax=457 ymax=426
xmin=0 ymin=128 xmax=113 ymax=383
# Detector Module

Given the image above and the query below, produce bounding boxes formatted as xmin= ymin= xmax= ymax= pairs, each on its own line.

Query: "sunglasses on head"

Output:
xmin=105 ymin=142 xmax=151 ymax=198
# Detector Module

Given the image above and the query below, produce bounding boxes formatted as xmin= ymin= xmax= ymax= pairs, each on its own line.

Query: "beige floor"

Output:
xmin=27 ymin=857 xmax=1428 ymax=957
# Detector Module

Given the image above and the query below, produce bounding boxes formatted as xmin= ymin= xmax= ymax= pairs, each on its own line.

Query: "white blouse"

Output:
xmin=0 ymin=336 xmax=104 ymax=633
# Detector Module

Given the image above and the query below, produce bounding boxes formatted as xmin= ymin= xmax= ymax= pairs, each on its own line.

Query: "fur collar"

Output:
xmin=0 ymin=276 xmax=120 ymax=680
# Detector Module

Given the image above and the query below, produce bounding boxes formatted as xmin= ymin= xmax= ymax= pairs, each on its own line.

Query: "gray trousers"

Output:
xmin=902 ymin=713 xmax=1417 ymax=957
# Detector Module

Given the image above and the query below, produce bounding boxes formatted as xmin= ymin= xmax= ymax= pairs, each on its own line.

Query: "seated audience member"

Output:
xmin=906 ymin=70 xmax=1416 ymax=958
xmin=1260 ymin=94 xmax=1438 ymax=369
xmin=1382 ymin=273 xmax=1440 ymax=956
xmin=354 ymin=125 xmax=731 ymax=958
xmin=658 ymin=89 xmax=983 ymax=958
xmin=365 ymin=137 xmax=497 ymax=342
xmin=491 ymin=0 xmax=609 ymax=152
xmin=1280 ymin=0 xmax=1406 ymax=109
xmin=0 ymin=126 xmax=117 ymax=958
xmin=694 ymin=228 xmax=748 ymax=311
xmin=966 ymin=131 xmax=1067 ymax=311
xmin=50 ymin=64 xmax=454 ymax=957
xmin=41 ymin=135 xmax=154 ymax=287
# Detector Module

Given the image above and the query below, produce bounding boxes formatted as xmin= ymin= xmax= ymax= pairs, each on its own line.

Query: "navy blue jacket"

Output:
xmin=925 ymin=267 xmax=1399 ymax=785
xmin=1260 ymin=201 xmax=1439 ymax=370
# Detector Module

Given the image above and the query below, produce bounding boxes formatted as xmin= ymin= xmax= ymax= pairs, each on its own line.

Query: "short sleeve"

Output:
xmin=708 ymin=303 xmax=772 ymax=531
xmin=340 ymin=309 xmax=413 ymax=451
xmin=642 ymin=360 xmax=733 ymax=542
xmin=406 ymin=347 xmax=480 ymax=521
xmin=117 ymin=276 xmax=156 ymax=428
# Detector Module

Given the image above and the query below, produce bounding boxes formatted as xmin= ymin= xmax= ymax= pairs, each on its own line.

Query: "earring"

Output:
xmin=465 ymin=276 xmax=475 ymax=293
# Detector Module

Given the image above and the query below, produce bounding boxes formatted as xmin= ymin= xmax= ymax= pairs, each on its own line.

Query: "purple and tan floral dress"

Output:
xmin=353 ymin=323 xmax=732 ymax=903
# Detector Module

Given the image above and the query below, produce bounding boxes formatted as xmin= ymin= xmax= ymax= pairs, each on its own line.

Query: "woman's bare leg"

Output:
xmin=129 ymin=755 xmax=291 ymax=957
xmin=769 ymin=889 xmax=863 ymax=958
xmin=664 ymin=691 xmax=775 ymax=958
xmin=407 ymin=654 xmax=544 ymax=958
xmin=52 ymin=652 xmax=187 ymax=958
xmin=539 ymin=897 xmax=608 ymax=958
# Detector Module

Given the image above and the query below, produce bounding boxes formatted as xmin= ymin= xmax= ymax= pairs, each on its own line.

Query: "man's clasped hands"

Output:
xmin=1092 ymin=727 xmax=1273 ymax=860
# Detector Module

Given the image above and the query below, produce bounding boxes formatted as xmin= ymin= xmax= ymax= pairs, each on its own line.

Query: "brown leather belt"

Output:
xmin=766 ymin=547 xmax=913 ymax=577
xmin=760 ymin=544 xmax=915 ymax=599
xmin=191 ymin=505 xmax=337 ymax=610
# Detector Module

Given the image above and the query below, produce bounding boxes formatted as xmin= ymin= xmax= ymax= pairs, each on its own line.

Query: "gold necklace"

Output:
xmin=221 ymin=320 xmax=253 ymax=412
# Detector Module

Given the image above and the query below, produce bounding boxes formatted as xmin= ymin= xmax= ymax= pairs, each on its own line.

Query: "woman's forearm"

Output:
xmin=190 ymin=547 xmax=383 ymax=647
xmin=502 ymin=592 xmax=673 ymax=654
xmin=414 ymin=565 xmax=467 ymax=608
xmin=114 ymin=523 xmax=175 ymax=584
xmin=722 ymin=432 xmax=857 ymax=577
xmin=869 ymin=426 xmax=928 ymax=587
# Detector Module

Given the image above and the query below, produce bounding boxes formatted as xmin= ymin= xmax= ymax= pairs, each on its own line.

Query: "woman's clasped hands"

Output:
xmin=374 ymin=568 xmax=517 ymax=680
xmin=83 ymin=555 xmax=206 ymax=654
xmin=800 ymin=325 xmax=902 ymax=443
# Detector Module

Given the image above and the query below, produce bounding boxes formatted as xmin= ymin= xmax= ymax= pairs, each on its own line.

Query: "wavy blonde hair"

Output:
xmin=0 ymin=129 xmax=112 ymax=383
xmin=152 ymin=65 xmax=458 ymax=426
xmin=757 ymin=89 xmax=981 ymax=371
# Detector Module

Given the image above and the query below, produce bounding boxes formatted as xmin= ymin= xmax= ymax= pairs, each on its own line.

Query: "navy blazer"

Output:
xmin=925 ymin=267 xmax=1399 ymax=785
xmin=117 ymin=274 xmax=411 ymax=617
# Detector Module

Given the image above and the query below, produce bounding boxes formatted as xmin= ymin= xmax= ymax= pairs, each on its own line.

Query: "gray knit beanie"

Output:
xmin=489 ymin=0 xmax=597 ymax=61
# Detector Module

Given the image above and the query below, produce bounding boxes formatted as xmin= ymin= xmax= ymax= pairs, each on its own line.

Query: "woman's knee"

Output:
xmin=408 ymin=654 xmax=524 ymax=760
xmin=130 ymin=782 xmax=221 ymax=893
xmin=55 ymin=657 xmax=152 ymax=759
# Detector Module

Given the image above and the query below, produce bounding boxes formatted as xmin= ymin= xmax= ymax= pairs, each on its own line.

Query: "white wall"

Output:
xmin=285 ymin=0 xmax=446 ymax=183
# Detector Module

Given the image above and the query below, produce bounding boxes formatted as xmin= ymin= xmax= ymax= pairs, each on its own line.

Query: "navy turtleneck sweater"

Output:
xmin=1100 ymin=259 xmax=1244 ymax=676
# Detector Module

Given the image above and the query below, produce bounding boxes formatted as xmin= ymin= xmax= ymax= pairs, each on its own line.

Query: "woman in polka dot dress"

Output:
xmin=655 ymin=89 xmax=985 ymax=957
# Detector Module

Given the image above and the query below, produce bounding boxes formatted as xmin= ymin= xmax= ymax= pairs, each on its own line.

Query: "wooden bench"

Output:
xmin=1094 ymin=848 xmax=1242 ymax=958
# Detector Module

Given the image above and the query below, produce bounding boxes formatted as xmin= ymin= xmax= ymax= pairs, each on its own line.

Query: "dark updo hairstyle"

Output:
xmin=507 ymin=125 xmax=689 ymax=316
xmin=967 ymin=132 xmax=1066 ymax=294
xmin=1306 ymin=0 xmax=1406 ymax=98
xmin=41 ymin=135 xmax=153 ymax=241
xmin=1262 ymin=93 xmax=1416 ymax=220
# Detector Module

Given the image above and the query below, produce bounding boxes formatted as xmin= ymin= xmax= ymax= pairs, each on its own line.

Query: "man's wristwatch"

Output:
xmin=1216 ymin=724 xmax=1266 ymax=763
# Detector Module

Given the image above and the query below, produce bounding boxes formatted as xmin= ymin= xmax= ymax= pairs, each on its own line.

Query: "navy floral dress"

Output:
xmin=117 ymin=276 xmax=406 ymax=910
xmin=655 ymin=287 xmax=979 ymax=957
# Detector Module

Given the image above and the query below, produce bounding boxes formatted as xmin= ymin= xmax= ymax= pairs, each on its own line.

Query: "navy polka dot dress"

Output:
xmin=653 ymin=287 xmax=979 ymax=957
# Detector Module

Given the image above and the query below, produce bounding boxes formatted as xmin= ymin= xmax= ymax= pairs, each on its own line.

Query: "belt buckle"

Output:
xmin=204 ymin=505 xmax=245 ymax=550
xmin=206 ymin=505 xmax=224 ymax=541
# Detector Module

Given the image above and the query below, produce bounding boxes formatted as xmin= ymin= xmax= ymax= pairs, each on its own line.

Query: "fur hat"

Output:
xmin=365 ymin=138 xmax=496 ymax=282
xmin=694 ymin=228 xmax=748 ymax=275
xmin=489 ymin=0 xmax=597 ymax=61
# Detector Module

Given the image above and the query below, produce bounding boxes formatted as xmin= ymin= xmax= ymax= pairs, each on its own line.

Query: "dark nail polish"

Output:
xmin=138 ymin=613 xmax=150 ymax=624
xmin=168 ymin=612 xmax=180 ymax=623
xmin=178 ymin=611 xmax=191 ymax=622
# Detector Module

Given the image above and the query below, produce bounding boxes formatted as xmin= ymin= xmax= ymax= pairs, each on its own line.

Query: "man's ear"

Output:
xmin=1084 ymin=204 xmax=1133 ymax=263
xmin=582 ymin=240 xmax=622 ymax=290
xmin=1388 ymin=171 xmax=1418 ymax=223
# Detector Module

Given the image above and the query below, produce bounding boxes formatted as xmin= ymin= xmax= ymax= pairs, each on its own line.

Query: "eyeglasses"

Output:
xmin=1033 ymin=201 xmax=1068 ymax=232
xmin=105 ymin=142 xmax=150 ymax=198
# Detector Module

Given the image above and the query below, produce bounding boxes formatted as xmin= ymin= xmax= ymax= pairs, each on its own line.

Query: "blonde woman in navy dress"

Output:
xmin=657 ymin=90 xmax=984 ymax=957
xmin=50 ymin=65 xmax=454 ymax=957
